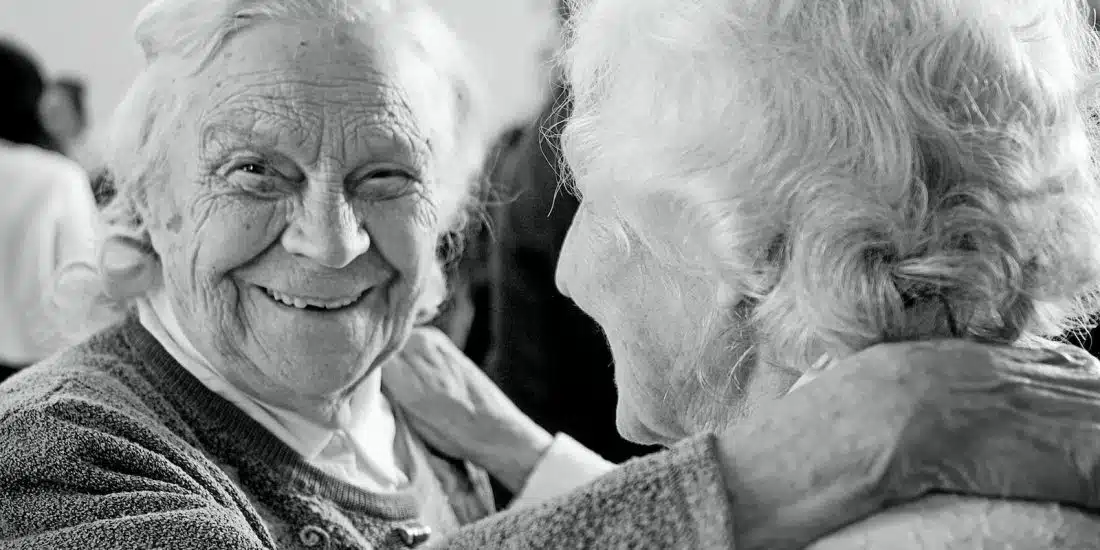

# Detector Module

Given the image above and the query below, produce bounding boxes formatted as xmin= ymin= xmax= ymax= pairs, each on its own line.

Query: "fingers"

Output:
xmin=381 ymin=355 xmax=427 ymax=402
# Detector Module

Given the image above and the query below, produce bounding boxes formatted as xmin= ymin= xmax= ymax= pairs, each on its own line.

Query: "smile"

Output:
xmin=258 ymin=286 xmax=367 ymax=311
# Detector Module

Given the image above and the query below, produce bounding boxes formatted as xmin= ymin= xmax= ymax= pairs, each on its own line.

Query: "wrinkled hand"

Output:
xmin=382 ymin=327 xmax=554 ymax=493
xmin=723 ymin=341 xmax=1100 ymax=550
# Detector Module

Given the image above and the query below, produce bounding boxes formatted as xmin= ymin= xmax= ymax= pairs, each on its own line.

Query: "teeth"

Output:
xmin=263 ymin=288 xmax=362 ymax=310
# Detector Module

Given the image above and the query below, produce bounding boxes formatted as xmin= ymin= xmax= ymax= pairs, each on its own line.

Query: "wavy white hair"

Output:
xmin=52 ymin=0 xmax=488 ymax=329
xmin=561 ymin=0 xmax=1100 ymax=374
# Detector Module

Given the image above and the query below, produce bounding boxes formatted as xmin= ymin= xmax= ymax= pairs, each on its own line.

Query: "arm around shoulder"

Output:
xmin=429 ymin=434 xmax=736 ymax=549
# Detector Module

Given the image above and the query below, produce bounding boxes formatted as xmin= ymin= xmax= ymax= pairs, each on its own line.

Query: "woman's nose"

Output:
xmin=281 ymin=188 xmax=371 ymax=269
xmin=555 ymin=214 xmax=584 ymax=299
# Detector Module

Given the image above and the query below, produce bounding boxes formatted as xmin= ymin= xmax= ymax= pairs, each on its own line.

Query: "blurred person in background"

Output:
xmin=0 ymin=39 xmax=107 ymax=383
xmin=39 ymin=75 xmax=92 ymax=164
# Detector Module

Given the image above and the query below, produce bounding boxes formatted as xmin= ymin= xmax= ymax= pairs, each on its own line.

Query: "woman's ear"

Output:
xmin=99 ymin=232 xmax=162 ymax=300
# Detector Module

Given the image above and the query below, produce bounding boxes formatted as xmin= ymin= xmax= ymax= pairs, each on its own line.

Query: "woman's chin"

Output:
xmin=615 ymin=400 xmax=684 ymax=447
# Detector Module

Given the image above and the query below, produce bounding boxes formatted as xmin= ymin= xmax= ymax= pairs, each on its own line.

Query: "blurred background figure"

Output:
xmin=39 ymin=75 xmax=91 ymax=161
xmin=0 ymin=38 xmax=105 ymax=382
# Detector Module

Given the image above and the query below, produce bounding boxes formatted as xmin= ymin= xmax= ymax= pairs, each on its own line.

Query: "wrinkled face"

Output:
xmin=146 ymin=21 xmax=457 ymax=406
xmin=556 ymin=171 xmax=800 ymax=447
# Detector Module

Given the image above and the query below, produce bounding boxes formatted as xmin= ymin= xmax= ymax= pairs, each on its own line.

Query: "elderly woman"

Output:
xmin=0 ymin=0 xmax=544 ymax=548
xmin=379 ymin=0 xmax=1100 ymax=548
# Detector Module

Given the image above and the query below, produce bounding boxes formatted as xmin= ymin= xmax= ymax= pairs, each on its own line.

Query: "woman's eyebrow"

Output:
xmin=197 ymin=117 xmax=301 ymax=156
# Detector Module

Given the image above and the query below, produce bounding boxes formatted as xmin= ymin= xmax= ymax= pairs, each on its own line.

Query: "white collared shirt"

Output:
xmin=137 ymin=288 xmax=410 ymax=491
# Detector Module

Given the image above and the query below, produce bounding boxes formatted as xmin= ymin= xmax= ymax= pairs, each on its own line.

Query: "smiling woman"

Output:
xmin=0 ymin=0 xmax=549 ymax=548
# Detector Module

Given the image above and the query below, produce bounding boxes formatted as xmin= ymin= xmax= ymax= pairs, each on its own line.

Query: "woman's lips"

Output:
xmin=256 ymin=285 xmax=369 ymax=311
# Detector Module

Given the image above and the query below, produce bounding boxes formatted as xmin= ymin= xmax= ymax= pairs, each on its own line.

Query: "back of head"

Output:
xmin=0 ymin=39 xmax=59 ymax=151
xmin=52 ymin=76 xmax=89 ymax=137
xmin=562 ymin=0 xmax=1100 ymax=371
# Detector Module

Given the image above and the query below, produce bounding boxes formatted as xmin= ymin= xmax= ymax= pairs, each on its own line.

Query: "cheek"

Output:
xmin=362 ymin=198 xmax=437 ymax=276
xmin=559 ymin=210 xmax=623 ymax=303
xmin=361 ymin=197 xmax=443 ymax=321
xmin=151 ymin=195 xmax=285 ymax=312
xmin=188 ymin=200 xmax=286 ymax=276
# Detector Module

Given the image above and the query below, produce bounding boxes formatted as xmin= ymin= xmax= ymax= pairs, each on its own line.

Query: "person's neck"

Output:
xmin=142 ymin=286 xmax=386 ymax=428
xmin=233 ymin=368 xmax=386 ymax=428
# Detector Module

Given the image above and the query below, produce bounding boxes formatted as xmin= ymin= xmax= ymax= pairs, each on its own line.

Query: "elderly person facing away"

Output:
xmin=0 ymin=0 xmax=583 ymax=548
xmin=378 ymin=0 xmax=1100 ymax=548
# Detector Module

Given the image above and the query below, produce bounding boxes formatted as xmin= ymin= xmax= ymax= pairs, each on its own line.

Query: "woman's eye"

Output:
xmin=356 ymin=169 xmax=419 ymax=200
xmin=225 ymin=160 xmax=287 ymax=198
xmin=368 ymin=168 xmax=411 ymax=180
xmin=234 ymin=162 xmax=273 ymax=176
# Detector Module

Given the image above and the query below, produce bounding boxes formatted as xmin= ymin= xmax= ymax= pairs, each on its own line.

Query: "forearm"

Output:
xmin=713 ymin=418 xmax=886 ymax=550
xmin=431 ymin=434 xmax=737 ymax=549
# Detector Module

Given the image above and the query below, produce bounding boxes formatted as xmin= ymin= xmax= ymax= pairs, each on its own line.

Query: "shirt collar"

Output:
xmin=134 ymin=287 xmax=379 ymax=460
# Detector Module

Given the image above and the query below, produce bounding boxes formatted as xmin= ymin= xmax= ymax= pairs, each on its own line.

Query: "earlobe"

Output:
xmin=99 ymin=233 xmax=162 ymax=299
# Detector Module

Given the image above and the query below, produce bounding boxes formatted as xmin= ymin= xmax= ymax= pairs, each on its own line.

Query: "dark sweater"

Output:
xmin=0 ymin=317 xmax=495 ymax=550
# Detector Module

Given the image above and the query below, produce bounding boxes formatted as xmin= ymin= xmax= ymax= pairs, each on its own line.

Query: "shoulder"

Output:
xmin=0 ymin=145 xmax=95 ymax=233
xmin=432 ymin=434 xmax=735 ymax=549
xmin=0 ymin=325 xmax=180 ymax=457
xmin=1 ymin=326 xmax=148 ymax=417
xmin=809 ymin=495 xmax=1100 ymax=550
xmin=0 ymin=143 xmax=89 ymax=193
xmin=4 ymin=143 xmax=86 ymax=179
xmin=0 ymin=327 xmax=269 ymax=548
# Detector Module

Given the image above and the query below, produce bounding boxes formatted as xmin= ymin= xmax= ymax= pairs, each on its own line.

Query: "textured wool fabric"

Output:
xmin=430 ymin=434 xmax=738 ymax=549
xmin=0 ymin=317 xmax=495 ymax=550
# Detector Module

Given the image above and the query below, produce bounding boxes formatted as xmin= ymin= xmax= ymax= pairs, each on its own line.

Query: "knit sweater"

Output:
xmin=433 ymin=340 xmax=1100 ymax=549
xmin=0 ymin=317 xmax=495 ymax=550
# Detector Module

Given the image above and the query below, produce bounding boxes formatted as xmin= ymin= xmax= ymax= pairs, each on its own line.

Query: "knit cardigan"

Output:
xmin=0 ymin=317 xmax=496 ymax=550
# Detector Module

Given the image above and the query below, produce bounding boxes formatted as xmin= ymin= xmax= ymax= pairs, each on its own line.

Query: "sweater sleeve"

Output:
xmin=0 ymin=385 xmax=272 ymax=550
xmin=429 ymin=433 xmax=736 ymax=549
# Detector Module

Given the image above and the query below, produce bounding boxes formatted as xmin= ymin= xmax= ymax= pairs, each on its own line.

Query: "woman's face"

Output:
xmin=146 ymin=21 xmax=457 ymax=407
xmin=556 ymin=177 xmax=800 ymax=447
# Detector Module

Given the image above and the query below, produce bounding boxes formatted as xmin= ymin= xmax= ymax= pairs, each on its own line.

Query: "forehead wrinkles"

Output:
xmin=196 ymin=73 xmax=432 ymax=169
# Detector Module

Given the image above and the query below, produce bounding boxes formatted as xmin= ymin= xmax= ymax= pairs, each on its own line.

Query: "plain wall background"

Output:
xmin=0 ymin=0 xmax=558 ymax=141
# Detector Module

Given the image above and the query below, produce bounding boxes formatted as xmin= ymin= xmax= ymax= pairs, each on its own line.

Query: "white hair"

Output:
xmin=561 ymin=0 xmax=1100 ymax=374
xmin=52 ymin=0 xmax=488 ymax=326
